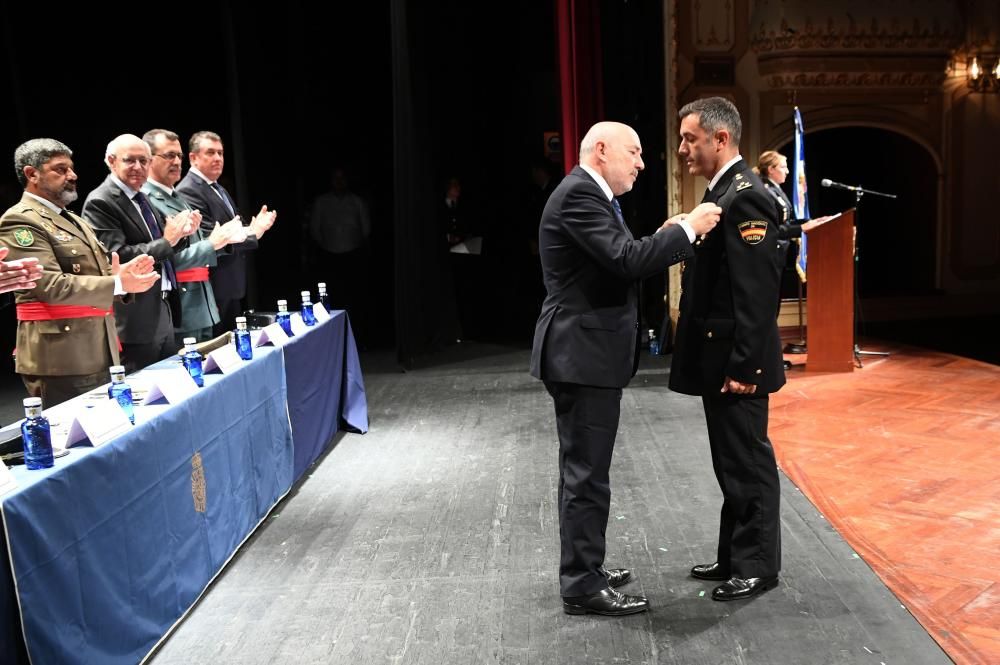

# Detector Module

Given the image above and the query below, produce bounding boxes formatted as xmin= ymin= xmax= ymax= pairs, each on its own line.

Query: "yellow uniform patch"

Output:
xmin=738 ymin=220 xmax=768 ymax=245
xmin=736 ymin=180 xmax=752 ymax=192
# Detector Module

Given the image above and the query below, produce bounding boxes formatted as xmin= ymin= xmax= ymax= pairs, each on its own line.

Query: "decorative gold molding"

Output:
xmin=765 ymin=71 xmax=947 ymax=88
xmin=751 ymin=18 xmax=960 ymax=54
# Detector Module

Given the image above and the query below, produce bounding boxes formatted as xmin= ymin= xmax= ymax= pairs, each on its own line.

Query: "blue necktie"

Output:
xmin=134 ymin=192 xmax=177 ymax=290
xmin=611 ymin=198 xmax=625 ymax=225
xmin=210 ymin=182 xmax=235 ymax=217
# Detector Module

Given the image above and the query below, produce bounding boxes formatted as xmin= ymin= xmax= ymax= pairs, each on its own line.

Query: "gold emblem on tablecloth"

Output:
xmin=191 ymin=452 xmax=207 ymax=513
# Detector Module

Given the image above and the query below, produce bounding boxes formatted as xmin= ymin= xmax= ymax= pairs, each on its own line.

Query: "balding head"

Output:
xmin=578 ymin=121 xmax=644 ymax=196
xmin=105 ymin=134 xmax=152 ymax=191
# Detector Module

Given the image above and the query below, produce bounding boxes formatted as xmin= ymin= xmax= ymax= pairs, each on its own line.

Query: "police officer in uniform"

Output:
xmin=0 ymin=139 xmax=158 ymax=406
xmin=670 ymin=98 xmax=786 ymax=601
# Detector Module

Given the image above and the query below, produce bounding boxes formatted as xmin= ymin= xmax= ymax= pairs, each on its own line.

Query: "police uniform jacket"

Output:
xmin=0 ymin=194 xmax=120 ymax=375
xmin=530 ymin=166 xmax=692 ymax=388
xmin=669 ymin=160 xmax=786 ymax=396
xmin=141 ymin=182 xmax=221 ymax=333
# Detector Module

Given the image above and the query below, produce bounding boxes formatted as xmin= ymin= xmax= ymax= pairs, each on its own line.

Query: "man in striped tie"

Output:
xmin=83 ymin=134 xmax=200 ymax=372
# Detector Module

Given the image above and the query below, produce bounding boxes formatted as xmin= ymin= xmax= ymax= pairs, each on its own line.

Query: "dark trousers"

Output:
xmin=545 ymin=381 xmax=622 ymax=597
xmin=121 ymin=299 xmax=176 ymax=374
xmin=21 ymin=367 xmax=110 ymax=409
xmin=214 ymin=298 xmax=243 ymax=337
xmin=702 ymin=393 xmax=781 ymax=578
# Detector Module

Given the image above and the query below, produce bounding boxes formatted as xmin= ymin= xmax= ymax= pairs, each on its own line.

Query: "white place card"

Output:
xmin=313 ymin=303 xmax=330 ymax=322
xmin=66 ymin=398 xmax=133 ymax=447
xmin=289 ymin=312 xmax=310 ymax=336
xmin=204 ymin=343 xmax=245 ymax=374
xmin=0 ymin=462 xmax=17 ymax=496
xmin=256 ymin=322 xmax=290 ymax=348
xmin=144 ymin=367 xmax=201 ymax=404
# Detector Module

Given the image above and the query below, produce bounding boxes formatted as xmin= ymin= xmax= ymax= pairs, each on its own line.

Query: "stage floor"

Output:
xmin=146 ymin=343 xmax=981 ymax=665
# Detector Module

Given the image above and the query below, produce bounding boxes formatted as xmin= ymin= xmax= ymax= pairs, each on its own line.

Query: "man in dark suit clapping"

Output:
xmin=530 ymin=121 xmax=721 ymax=616
xmin=176 ymin=131 xmax=276 ymax=334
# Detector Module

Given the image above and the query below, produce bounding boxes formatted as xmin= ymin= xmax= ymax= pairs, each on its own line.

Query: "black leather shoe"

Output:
xmin=690 ymin=562 xmax=729 ymax=581
xmin=563 ymin=587 xmax=649 ymax=616
xmin=711 ymin=576 xmax=779 ymax=601
xmin=600 ymin=566 xmax=633 ymax=588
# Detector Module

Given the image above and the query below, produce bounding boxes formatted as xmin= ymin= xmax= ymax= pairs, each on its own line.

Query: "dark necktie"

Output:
xmin=59 ymin=209 xmax=83 ymax=233
xmin=210 ymin=182 xmax=235 ymax=217
xmin=701 ymin=187 xmax=712 ymax=204
xmin=133 ymin=192 xmax=177 ymax=290
xmin=611 ymin=197 xmax=625 ymax=225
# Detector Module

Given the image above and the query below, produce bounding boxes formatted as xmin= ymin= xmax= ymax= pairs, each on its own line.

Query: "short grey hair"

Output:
xmin=679 ymin=97 xmax=742 ymax=147
xmin=13 ymin=138 xmax=72 ymax=187
xmin=189 ymin=130 xmax=223 ymax=154
xmin=142 ymin=128 xmax=180 ymax=154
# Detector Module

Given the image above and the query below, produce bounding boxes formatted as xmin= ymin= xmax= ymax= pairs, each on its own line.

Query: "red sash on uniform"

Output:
xmin=16 ymin=302 xmax=112 ymax=321
xmin=175 ymin=267 xmax=210 ymax=283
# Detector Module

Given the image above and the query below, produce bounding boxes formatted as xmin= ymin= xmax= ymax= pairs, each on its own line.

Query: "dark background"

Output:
xmin=0 ymin=1 xmax=987 ymax=369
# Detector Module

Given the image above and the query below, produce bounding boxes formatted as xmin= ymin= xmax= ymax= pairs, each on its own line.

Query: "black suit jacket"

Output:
xmin=175 ymin=172 xmax=258 ymax=302
xmin=669 ymin=160 xmax=786 ymax=396
xmin=530 ymin=166 xmax=693 ymax=388
xmin=82 ymin=175 xmax=182 ymax=343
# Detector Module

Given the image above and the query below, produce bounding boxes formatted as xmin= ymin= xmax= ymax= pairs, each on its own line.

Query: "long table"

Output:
xmin=0 ymin=310 xmax=368 ymax=665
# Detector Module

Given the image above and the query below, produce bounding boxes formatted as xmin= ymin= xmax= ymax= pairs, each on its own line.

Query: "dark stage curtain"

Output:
xmin=390 ymin=0 xmax=462 ymax=366
xmin=556 ymin=0 xmax=604 ymax=173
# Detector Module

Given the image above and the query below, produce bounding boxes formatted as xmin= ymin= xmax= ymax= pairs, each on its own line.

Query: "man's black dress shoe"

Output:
xmin=562 ymin=587 xmax=649 ymax=616
xmin=711 ymin=576 xmax=779 ymax=601
xmin=600 ymin=566 xmax=633 ymax=588
xmin=690 ymin=562 xmax=729 ymax=581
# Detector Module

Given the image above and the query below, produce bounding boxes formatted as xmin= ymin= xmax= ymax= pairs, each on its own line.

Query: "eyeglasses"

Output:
xmin=118 ymin=156 xmax=151 ymax=167
xmin=155 ymin=151 xmax=183 ymax=161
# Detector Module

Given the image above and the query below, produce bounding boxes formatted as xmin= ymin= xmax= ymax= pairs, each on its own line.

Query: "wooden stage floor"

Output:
xmin=774 ymin=343 xmax=1000 ymax=665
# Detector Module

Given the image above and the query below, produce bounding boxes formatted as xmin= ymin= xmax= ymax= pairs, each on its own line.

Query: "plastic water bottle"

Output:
xmin=107 ymin=365 xmax=135 ymax=424
xmin=234 ymin=316 xmax=253 ymax=360
xmin=300 ymin=291 xmax=317 ymax=327
xmin=649 ymin=328 xmax=660 ymax=356
xmin=276 ymin=299 xmax=293 ymax=336
xmin=21 ymin=397 xmax=54 ymax=470
xmin=317 ymin=282 xmax=331 ymax=310
xmin=182 ymin=337 xmax=205 ymax=387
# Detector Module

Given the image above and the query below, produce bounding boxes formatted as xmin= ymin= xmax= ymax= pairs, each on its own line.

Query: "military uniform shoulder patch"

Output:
xmin=13 ymin=228 xmax=34 ymax=247
xmin=737 ymin=220 xmax=768 ymax=245
xmin=736 ymin=180 xmax=753 ymax=192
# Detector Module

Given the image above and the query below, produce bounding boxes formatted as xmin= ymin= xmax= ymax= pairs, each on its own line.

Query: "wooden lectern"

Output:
xmin=805 ymin=209 xmax=855 ymax=372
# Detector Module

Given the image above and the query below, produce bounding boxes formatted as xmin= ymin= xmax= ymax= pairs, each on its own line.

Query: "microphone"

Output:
xmin=821 ymin=178 xmax=861 ymax=192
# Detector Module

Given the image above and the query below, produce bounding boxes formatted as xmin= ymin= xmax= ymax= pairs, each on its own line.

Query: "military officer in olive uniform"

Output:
xmin=0 ymin=139 xmax=158 ymax=406
xmin=670 ymin=98 xmax=786 ymax=602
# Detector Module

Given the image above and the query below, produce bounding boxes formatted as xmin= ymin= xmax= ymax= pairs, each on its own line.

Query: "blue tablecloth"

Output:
xmin=0 ymin=310 xmax=368 ymax=664
xmin=285 ymin=310 xmax=369 ymax=480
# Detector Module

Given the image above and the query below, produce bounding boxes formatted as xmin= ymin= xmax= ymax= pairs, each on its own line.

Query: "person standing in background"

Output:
xmin=308 ymin=167 xmax=371 ymax=337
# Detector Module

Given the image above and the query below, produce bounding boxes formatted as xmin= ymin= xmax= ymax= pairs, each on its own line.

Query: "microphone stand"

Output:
xmin=848 ymin=184 xmax=897 ymax=367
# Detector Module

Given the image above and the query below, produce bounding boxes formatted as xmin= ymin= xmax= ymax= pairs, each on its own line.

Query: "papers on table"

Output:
xmin=144 ymin=367 xmax=201 ymax=404
xmin=0 ymin=461 xmax=16 ymax=495
xmin=204 ymin=344 xmax=244 ymax=374
xmin=65 ymin=398 xmax=133 ymax=448
xmin=256 ymin=322 xmax=290 ymax=347
xmin=313 ymin=303 xmax=330 ymax=323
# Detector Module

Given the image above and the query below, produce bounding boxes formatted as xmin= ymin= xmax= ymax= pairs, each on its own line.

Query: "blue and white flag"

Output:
xmin=792 ymin=107 xmax=810 ymax=282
